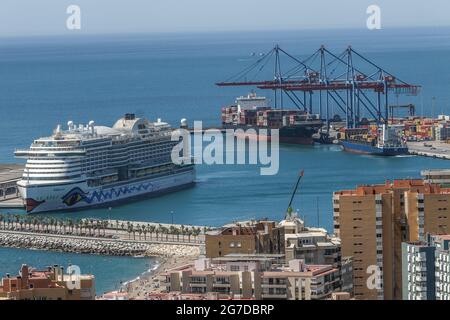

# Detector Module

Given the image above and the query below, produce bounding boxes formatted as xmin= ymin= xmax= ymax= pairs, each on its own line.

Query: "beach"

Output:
xmin=111 ymin=251 xmax=200 ymax=299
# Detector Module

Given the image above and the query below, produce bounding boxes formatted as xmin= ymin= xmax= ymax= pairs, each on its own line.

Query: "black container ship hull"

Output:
xmin=223 ymin=123 xmax=323 ymax=145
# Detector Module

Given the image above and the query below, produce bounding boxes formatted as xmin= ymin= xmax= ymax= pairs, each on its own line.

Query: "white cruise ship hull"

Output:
xmin=18 ymin=169 xmax=195 ymax=213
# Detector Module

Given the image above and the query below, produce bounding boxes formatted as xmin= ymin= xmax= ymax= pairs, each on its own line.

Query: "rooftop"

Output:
xmin=334 ymin=179 xmax=449 ymax=196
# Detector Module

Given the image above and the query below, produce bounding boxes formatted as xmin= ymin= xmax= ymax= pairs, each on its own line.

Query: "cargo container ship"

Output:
xmin=221 ymin=93 xmax=323 ymax=145
xmin=341 ymin=124 xmax=408 ymax=156
xmin=15 ymin=114 xmax=195 ymax=213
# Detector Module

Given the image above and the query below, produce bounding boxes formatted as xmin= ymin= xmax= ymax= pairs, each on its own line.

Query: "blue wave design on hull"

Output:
xmin=88 ymin=183 xmax=155 ymax=203
xmin=61 ymin=182 xmax=155 ymax=206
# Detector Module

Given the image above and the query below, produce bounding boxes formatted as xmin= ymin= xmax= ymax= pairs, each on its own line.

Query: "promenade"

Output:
xmin=0 ymin=214 xmax=208 ymax=257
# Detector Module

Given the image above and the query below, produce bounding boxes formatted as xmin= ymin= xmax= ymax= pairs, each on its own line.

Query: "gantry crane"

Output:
xmin=217 ymin=45 xmax=421 ymax=131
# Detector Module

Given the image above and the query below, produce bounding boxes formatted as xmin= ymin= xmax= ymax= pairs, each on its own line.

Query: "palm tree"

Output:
xmin=148 ymin=225 xmax=155 ymax=241
xmin=155 ymin=226 xmax=160 ymax=241
xmin=142 ymin=225 xmax=147 ymax=241
xmin=14 ymin=214 xmax=20 ymax=230
xmin=169 ymin=226 xmax=176 ymax=241
xmin=75 ymin=220 xmax=81 ymax=235
xmin=162 ymin=226 xmax=169 ymax=241
xmin=83 ymin=220 xmax=90 ymax=236
xmin=127 ymin=225 xmax=132 ymax=239
xmin=35 ymin=217 xmax=40 ymax=232
xmin=68 ymin=219 xmax=73 ymax=234
xmin=31 ymin=217 xmax=37 ymax=231
xmin=174 ymin=228 xmax=180 ymax=242
xmin=59 ymin=220 xmax=65 ymax=234
xmin=180 ymin=225 xmax=185 ymax=241
xmin=186 ymin=229 xmax=193 ymax=243
xmin=49 ymin=218 xmax=55 ymax=233
xmin=103 ymin=220 xmax=108 ymax=236
xmin=136 ymin=224 xmax=141 ymax=239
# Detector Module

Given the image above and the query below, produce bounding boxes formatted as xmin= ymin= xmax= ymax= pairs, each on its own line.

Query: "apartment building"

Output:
xmin=401 ymin=234 xmax=450 ymax=300
xmin=422 ymin=169 xmax=450 ymax=185
xmin=0 ymin=264 xmax=95 ymax=300
xmin=433 ymin=235 xmax=450 ymax=300
xmin=281 ymin=216 xmax=341 ymax=268
xmin=160 ymin=255 xmax=342 ymax=300
xmin=205 ymin=220 xmax=284 ymax=258
xmin=401 ymin=242 xmax=436 ymax=300
xmin=333 ymin=179 xmax=450 ymax=300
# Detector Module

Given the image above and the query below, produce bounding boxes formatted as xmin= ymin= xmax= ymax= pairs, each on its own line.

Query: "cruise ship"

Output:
xmin=15 ymin=114 xmax=195 ymax=213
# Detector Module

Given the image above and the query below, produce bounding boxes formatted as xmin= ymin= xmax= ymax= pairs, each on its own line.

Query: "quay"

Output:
xmin=407 ymin=141 xmax=450 ymax=160
xmin=0 ymin=164 xmax=24 ymax=209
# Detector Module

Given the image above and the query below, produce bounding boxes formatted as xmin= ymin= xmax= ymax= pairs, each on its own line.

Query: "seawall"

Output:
xmin=0 ymin=230 xmax=200 ymax=257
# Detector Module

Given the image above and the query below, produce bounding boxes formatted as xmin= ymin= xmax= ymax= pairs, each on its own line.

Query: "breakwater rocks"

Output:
xmin=0 ymin=231 xmax=200 ymax=257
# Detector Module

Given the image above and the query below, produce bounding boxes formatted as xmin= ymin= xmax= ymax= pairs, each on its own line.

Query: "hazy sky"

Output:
xmin=0 ymin=0 xmax=449 ymax=37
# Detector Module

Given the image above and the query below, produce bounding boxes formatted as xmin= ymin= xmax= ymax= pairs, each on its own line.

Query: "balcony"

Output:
xmin=213 ymin=283 xmax=231 ymax=288
xmin=261 ymin=293 xmax=288 ymax=299
xmin=190 ymin=282 xmax=207 ymax=287
xmin=261 ymin=283 xmax=287 ymax=289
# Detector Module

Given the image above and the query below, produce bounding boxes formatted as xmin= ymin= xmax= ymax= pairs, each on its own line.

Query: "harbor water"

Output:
xmin=1 ymin=27 xmax=450 ymax=293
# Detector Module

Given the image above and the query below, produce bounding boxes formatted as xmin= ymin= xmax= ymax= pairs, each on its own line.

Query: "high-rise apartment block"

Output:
xmin=402 ymin=234 xmax=450 ymax=300
xmin=333 ymin=179 xmax=450 ymax=300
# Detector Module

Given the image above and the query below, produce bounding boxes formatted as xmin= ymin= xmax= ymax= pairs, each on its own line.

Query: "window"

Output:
xmin=230 ymin=265 xmax=240 ymax=271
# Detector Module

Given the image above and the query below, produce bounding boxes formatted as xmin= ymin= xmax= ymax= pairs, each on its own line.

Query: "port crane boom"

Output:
xmin=217 ymin=45 xmax=421 ymax=130
xmin=286 ymin=169 xmax=304 ymax=218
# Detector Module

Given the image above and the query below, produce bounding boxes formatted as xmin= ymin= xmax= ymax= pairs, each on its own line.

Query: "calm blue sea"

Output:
xmin=1 ymin=27 xmax=450 ymax=294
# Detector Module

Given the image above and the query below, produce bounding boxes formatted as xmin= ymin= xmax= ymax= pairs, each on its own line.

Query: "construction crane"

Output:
xmin=285 ymin=169 xmax=304 ymax=219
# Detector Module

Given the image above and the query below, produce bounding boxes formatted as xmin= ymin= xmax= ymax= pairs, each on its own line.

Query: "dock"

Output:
xmin=407 ymin=141 xmax=450 ymax=160
xmin=0 ymin=164 xmax=24 ymax=209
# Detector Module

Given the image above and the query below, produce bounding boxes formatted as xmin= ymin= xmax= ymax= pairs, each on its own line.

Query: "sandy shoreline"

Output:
xmin=120 ymin=253 xmax=199 ymax=299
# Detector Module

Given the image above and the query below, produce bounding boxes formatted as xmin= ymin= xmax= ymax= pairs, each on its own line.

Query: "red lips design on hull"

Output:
xmin=25 ymin=198 xmax=45 ymax=213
